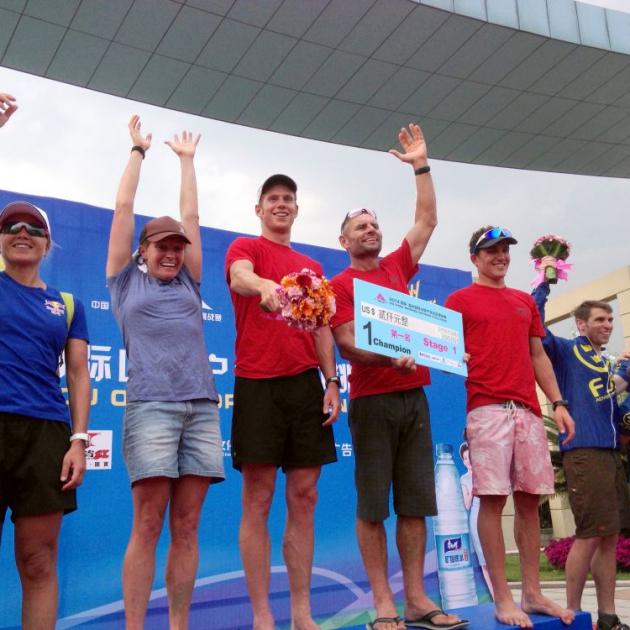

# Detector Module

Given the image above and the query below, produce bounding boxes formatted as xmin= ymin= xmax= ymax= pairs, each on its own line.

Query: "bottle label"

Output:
xmin=436 ymin=533 xmax=472 ymax=571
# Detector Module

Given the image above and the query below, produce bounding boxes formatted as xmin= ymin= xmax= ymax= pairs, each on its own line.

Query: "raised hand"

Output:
xmin=539 ymin=255 xmax=558 ymax=269
xmin=389 ymin=123 xmax=428 ymax=168
xmin=128 ymin=114 xmax=152 ymax=152
xmin=0 ymin=93 xmax=17 ymax=128
xmin=165 ymin=130 xmax=200 ymax=158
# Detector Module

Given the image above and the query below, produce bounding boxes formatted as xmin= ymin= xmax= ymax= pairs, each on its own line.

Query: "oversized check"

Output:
xmin=353 ymin=279 xmax=467 ymax=377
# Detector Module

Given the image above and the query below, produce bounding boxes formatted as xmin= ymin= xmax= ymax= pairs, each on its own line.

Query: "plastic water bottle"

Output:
xmin=433 ymin=443 xmax=478 ymax=608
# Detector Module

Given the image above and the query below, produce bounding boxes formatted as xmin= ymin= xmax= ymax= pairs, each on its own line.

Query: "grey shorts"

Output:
xmin=349 ymin=388 xmax=437 ymax=522
xmin=123 ymin=399 xmax=225 ymax=485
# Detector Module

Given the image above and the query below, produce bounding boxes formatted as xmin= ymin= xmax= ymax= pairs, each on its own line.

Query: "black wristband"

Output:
xmin=131 ymin=145 xmax=145 ymax=159
xmin=325 ymin=376 xmax=341 ymax=387
xmin=552 ymin=399 xmax=569 ymax=411
xmin=414 ymin=165 xmax=430 ymax=176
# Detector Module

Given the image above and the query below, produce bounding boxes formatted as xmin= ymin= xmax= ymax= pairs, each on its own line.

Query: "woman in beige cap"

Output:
xmin=106 ymin=116 xmax=224 ymax=630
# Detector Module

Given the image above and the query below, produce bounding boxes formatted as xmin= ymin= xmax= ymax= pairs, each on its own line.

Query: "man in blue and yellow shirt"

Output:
xmin=533 ymin=278 xmax=630 ymax=630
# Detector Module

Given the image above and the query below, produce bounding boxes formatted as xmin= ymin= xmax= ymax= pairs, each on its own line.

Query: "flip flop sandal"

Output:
xmin=366 ymin=616 xmax=404 ymax=629
xmin=405 ymin=609 xmax=470 ymax=629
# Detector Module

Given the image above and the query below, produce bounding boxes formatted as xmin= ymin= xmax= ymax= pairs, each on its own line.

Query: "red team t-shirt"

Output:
xmin=445 ymin=283 xmax=545 ymax=415
xmin=331 ymin=240 xmax=430 ymax=400
xmin=225 ymin=236 xmax=321 ymax=379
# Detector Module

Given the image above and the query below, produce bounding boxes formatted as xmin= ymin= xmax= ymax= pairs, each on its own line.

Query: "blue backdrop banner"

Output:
xmin=0 ymin=189 xmax=482 ymax=629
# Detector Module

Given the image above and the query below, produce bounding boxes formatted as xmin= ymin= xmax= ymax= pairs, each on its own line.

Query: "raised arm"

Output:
xmin=532 ymin=259 xmax=577 ymax=360
xmin=165 ymin=131 xmax=202 ymax=282
xmin=531 ymin=280 xmax=558 ymax=355
xmin=389 ymin=123 xmax=437 ymax=264
xmin=106 ymin=115 xmax=152 ymax=278
xmin=0 ymin=93 xmax=17 ymax=127
xmin=61 ymin=338 xmax=90 ymax=491
xmin=229 ymin=259 xmax=283 ymax=312
xmin=530 ymin=336 xmax=575 ymax=445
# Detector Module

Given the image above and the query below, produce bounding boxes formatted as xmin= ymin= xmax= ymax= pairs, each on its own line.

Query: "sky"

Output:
xmin=577 ymin=0 xmax=630 ymax=10
xmin=0 ymin=64 xmax=628 ymax=347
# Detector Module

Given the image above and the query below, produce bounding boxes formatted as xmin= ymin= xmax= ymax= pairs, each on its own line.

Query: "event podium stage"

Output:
xmin=345 ymin=605 xmax=593 ymax=630
xmin=50 ymin=603 xmax=594 ymax=629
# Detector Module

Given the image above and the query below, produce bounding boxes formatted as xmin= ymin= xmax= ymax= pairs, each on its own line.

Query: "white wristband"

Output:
xmin=70 ymin=432 xmax=89 ymax=444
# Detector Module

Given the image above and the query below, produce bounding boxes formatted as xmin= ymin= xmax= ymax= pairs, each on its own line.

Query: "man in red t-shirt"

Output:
xmin=445 ymin=227 xmax=576 ymax=628
xmin=331 ymin=124 xmax=464 ymax=630
xmin=225 ymin=174 xmax=340 ymax=630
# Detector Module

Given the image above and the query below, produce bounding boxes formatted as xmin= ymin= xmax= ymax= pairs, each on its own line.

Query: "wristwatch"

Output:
xmin=70 ymin=432 xmax=90 ymax=444
xmin=325 ymin=376 xmax=341 ymax=387
xmin=552 ymin=400 xmax=569 ymax=411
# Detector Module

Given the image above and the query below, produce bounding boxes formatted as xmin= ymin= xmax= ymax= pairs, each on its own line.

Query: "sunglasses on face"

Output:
xmin=473 ymin=227 xmax=512 ymax=250
xmin=0 ymin=221 xmax=48 ymax=238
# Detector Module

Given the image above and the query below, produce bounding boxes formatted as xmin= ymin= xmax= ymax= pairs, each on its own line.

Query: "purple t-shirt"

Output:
xmin=108 ymin=262 xmax=218 ymax=403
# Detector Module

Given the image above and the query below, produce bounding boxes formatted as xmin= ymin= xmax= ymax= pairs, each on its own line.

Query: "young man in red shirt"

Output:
xmin=445 ymin=228 xmax=576 ymax=628
xmin=225 ymin=174 xmax=340 ymax=630
xmin=331 ymin=124 xmax=464 ymax=630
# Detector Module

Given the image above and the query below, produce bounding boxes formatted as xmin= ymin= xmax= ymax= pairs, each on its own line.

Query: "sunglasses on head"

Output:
xmin=473 ymin=227 xmax=512 ymax=251
xmin=0 ymin=221 xmax=48 ymax=238
xmin=345 ymin=208 xmax=378 ymax=221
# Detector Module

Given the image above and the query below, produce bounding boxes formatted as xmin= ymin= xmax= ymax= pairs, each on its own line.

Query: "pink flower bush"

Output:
xmin=544 ymin=535 xmax=630 ymax=570
xmin=544 ymin=536 xmax=575 ymax=569
xmin=618 ymin=535 xmax=630 ymax=570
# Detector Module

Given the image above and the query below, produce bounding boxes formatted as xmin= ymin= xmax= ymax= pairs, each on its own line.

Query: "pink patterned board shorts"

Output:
xmin=466 ymin=402 xmax=554 ymax=496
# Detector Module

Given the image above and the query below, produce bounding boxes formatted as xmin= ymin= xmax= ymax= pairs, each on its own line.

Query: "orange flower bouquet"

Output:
xmin=276 ymin=268 xmax=336 ymax=331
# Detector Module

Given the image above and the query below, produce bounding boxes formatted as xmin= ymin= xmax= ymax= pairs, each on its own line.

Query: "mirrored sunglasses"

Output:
xmin=0 ymin=221 xmax=48 ymax=238
xmin=474 ymin=226 xmax=512 ymax=249
xmin=345 ymin=208 xmax=378 ymax=221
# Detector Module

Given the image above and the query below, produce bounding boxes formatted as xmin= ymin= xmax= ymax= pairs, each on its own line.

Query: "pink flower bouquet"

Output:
xmin=530 ymin=234 xmax=572 ymax=286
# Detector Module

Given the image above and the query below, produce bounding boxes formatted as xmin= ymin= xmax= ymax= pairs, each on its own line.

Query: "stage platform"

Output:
xmin=345 ymin=604 xmax=592 ymax=630
xmin=51 ymin=570 xmax=590 ymax=629
xmin=58 ymin=598 xmax=593 ymax=629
